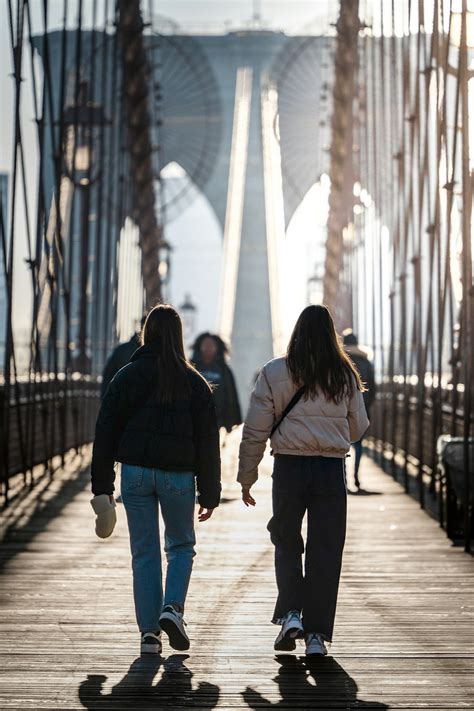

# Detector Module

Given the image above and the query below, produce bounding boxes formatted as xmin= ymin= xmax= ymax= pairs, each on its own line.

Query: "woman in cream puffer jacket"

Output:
xmin=237 ymin=304 xmax=369 ymax=657
xmin=237 ymin=356 xmax=369 ymax=489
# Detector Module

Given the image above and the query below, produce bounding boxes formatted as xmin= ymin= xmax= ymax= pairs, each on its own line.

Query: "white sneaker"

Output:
xmin=159 ymin=605 xmax=190 ymax=650
xmin=305 ymin=633 xmax=327 ymax=656
xmin=140 ymin=631 xmax=162 ymax=655
xmin=274 ymin=610 xmax=304 ymax=651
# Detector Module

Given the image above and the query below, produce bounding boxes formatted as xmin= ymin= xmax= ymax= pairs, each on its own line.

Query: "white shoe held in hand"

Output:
xmin=90 ymin=494 xmax=117 ymax=538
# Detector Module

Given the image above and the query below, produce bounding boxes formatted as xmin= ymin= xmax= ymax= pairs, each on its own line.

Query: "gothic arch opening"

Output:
xmin=280 ymin=176 xmax=330 ymax=343
xmin=162 ymin=162 xmax=223 ymax=343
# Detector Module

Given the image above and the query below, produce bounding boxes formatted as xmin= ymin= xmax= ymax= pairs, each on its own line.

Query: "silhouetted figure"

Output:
xmin=191 ymin=332 xmax=242 ymax=432
xmin=101 ymin=316 xmax=146 ymax=398
xmin=343 ymin=329 xmax=376 ymax=489
xmin=78 ymin=655 xmax=220 ymax=709
xmin=242 ymin=654 xmax=388 ymax=709
xmin=238 ymin=306 xmax=369 ymax=656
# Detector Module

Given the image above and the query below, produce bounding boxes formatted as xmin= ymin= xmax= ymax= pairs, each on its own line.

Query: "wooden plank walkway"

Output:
xmin=1 ymin=430 xmax=473 ymax=710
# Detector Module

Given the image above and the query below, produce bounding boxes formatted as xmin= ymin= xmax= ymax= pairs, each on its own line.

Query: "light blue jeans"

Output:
xmin=121 ymin=464 xmax=196 ymax=633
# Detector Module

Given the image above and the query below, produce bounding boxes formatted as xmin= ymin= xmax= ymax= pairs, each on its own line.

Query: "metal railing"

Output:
xmin=0 ymin=377 xmax=99 ymax=505
xmin=368 ymin=381 xmax=472 ymax=549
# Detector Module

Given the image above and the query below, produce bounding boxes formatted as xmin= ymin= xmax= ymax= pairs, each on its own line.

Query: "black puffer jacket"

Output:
xmin=91 ymin=345 xmax=221 ymax=508
xmin=192 ymin=356 xmax=242 ymax=433
xmin=345 ymin=345 xmax=376 ymax=414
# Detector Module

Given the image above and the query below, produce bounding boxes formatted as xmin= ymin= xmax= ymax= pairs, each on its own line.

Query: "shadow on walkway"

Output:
xmin=348 ymin=488 xmax=383 ymax=496
xmin=78 ymin=654 xmax=220 ymax=709
xmin=242 ymin=655 xmax=388 ymax=709
xmin=0 ymin=455 xmax=90 ymax=571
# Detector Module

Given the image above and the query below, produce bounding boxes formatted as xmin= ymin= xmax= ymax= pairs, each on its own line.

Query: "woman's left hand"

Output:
xmin=242 ymin=488 xmax=256 ymax=507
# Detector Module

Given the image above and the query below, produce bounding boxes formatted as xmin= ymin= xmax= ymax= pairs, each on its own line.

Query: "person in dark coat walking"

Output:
xmin=101 ymin=316 xmax=146 ymax=398
xmin=90 ymin=305 xmax=221 ymax=656
xmin=343 ymin=330 xmax=376 ymax=488
xmin=191 ymin=333 xmax=242 ymax=433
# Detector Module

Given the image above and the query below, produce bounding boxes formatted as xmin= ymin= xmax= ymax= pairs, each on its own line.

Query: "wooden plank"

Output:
xmin=0 ymin=429 xmax=473 ymax=709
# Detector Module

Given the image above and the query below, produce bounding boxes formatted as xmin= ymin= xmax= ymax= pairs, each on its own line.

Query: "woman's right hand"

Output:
xmin=198 ymin=506 xmax=214 ymax=522
xmin=242 ymin=488 xmax=256 ymax=507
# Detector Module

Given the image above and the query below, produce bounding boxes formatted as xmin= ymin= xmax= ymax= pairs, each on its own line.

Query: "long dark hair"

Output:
xmin=141 ymin=304 xmax=208 ymax=403
xmin=286 ymin=305 xmax=365 ymax=403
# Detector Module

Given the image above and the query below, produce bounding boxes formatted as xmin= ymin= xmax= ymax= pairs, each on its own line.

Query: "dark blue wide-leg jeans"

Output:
xmin=268 ymin=454 xmax=347 ymax=642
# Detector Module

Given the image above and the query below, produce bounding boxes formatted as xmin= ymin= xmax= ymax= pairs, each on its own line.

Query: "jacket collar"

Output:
xmin=345 ymin=344 xmax=369 ymax=359
xmin=130 ymin=344 xmax=159 ymax=361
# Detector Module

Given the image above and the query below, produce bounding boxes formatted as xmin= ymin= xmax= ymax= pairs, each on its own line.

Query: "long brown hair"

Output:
xmin=286 ymin=305 xmax=365 ymax=403
xmin=141 ymin=304 xmax=208 ymax=403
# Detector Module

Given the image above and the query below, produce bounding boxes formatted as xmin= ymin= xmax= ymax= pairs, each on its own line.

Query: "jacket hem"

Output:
xmin=271 ymin=448 xmax=348 ymax=458
xmin=118 ymin=458 xmax=197 ymax=473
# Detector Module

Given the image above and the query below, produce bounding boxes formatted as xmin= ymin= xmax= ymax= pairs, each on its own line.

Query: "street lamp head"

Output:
xmin=61 ymin=80 xmax=109 ymax=186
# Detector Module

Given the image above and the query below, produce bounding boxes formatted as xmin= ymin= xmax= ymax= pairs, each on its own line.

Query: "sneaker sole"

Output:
xmin=141 ymin=643 xmax=162 ymax=655
xmin=274 ymin=625 xmax=303 ymax=651
xmin=305 ymin=645 xmax=327 ymax=657
xmin=160 ymin=617 xmax=190 ymax=651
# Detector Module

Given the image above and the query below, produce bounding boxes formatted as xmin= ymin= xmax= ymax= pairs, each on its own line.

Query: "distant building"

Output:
xmin=0 ymin=173 xmax=8 ymax=371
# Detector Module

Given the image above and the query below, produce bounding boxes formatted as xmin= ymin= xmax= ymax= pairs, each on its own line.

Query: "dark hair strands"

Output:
xmin=140 ymin=304 xmax=210 ymax=404
xmin=286 ymin=305 xmax=366 ymax=404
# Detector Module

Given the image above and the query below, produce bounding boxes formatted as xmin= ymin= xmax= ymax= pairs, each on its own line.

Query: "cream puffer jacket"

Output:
xmin=237 ymin=356 xmax=369 ymax=489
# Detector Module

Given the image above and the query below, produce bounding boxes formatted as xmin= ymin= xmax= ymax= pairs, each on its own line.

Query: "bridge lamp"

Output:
xmin=307 ymin=266 xmax=324 ymax=306
xmin=179 ymin=293 xmax=198 ymax=347
xmin=62 ymin=81 xmax=108 ymax=373
xmin=158 ymin=240 xmax=171 ymax=284
xmin=62 ymin=81 xmax=107 ymax=187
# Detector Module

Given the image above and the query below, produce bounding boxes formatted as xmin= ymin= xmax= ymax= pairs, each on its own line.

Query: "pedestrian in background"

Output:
xmin=191 ymin=332 xmax=242 ymax=433
xmin=238 ymin=305 xmax=369 ymax=657
xmin=343 ymin=329 xmax=376 ymax=489
xmin=90 ymin=305 xmax=221 ymax=655
xmin=101 ymin=316 xmax=146 ymax=398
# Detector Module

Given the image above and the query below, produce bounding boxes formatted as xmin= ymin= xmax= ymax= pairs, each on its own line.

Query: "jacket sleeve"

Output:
xmin=91 ymin=378 xmax=129 ymax=495
xmin=237 ymin=367 xmax=274 ymax=489
xmin=365 ymin=361 xmax=376 ymax=408
xmin=101 ymin=351 xmax=118 ymax=399
xmin=223 ymin=365 xmax=242 ymax=432
xmin=192 ymin=381 xmax=221 ymax=509
xmin=347 ymin=383 xmax=370 ymax=443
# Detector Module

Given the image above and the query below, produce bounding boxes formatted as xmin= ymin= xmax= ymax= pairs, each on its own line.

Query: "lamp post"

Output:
xmin=307 ymin=264 xmax=324 ymax=306
xmin=62 ymin=81 xmax=107 ymax=373
xmin=158 ymin=240 xmax=172 ymax=300
xmin=179 ymin=293 xmax=197 ymax=348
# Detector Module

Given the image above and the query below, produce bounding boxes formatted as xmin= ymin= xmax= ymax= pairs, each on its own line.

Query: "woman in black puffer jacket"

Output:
xmin=90 ymin=305 xmax=221 ymax=656
xmin=191 ymin=332 xmax=242 ymax=433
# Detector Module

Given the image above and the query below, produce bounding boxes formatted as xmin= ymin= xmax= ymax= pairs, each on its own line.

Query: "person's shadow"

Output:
xmin=348 ymin=488 xmax=383 ymax=496
xmin=242 ymin=655 xmax=388 ymax=709
xmin=78 ymin=654 xmax=220 ymax=709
